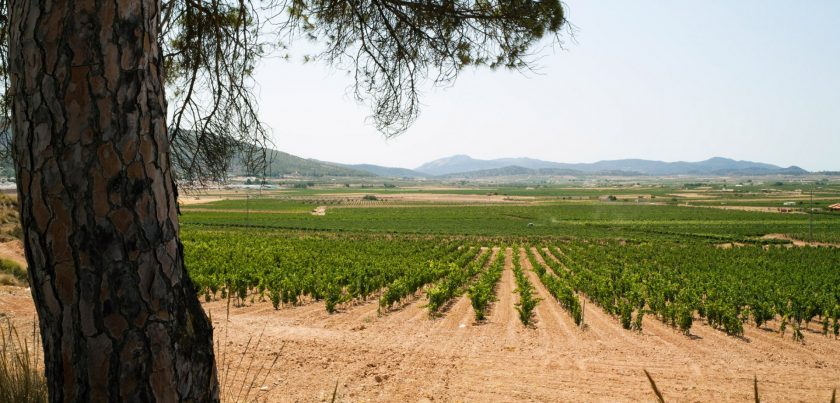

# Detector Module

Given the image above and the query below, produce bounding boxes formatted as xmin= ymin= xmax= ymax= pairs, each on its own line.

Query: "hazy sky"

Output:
xmin=253 ymin=1 xmax=840 ymax=171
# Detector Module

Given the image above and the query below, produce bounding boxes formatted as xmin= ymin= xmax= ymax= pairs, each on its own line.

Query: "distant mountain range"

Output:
xmin=0 ymin=143 xmax=813 ymax=179
xmin=234 ymin=151 xmax=810 ymax=178
xmin=413 ymin=155 xmax=808 ymax=177
xmin=433 ymin=166 xmax=641 ymax=179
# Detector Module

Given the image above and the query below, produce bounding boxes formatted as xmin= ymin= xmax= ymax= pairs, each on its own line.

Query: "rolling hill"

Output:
xmin=335 ymin=163 xmax=426 ymax=178
xmin=227 ymin=148 xmax=374 ymax=177
xmin=416 ymin=155 xmax=808 ymax=177
xmin=437 ymin=166 xmax=641 ymax=179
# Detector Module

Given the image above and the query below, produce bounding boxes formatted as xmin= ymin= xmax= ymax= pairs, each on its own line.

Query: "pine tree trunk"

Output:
xmin=8 ymin=0 xmax=219 ymax=401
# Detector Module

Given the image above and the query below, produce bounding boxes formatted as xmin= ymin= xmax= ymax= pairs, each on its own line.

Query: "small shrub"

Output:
xmin=722 ymin=314 xmax=744 ymax=337
xmin=677 ymin=306 xmax=693 ymax=335
xmin=0 ymin=259 xmax=26 ymax=286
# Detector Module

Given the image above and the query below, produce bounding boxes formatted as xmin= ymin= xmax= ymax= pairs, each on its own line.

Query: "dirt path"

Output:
xmin=2 ymin=252 xmax=839 ymax=402
xmin=317 ymin=193 xmax=535 ymax=204
xmin=761 ymin=233 xmax=840 ymax=248
xmin=681 ymin=204 xmax=809 ymax=214
xmin=178 ymin=208 xmax=309 ymax=215
xmin=178 ymin=196 xmax=226 ymax=205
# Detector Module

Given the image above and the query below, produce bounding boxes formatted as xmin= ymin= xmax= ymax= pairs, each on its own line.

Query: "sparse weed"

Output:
xmin=0 ymin=318 xmax=47 ymax=403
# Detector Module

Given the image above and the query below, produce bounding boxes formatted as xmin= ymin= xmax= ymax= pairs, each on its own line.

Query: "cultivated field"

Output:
xmin=2 ymin=181 xmax=840 ymax=401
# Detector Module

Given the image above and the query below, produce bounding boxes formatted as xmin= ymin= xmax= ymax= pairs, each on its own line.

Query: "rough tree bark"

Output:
xmin=8 ymin=0 xmax=218 ymax=401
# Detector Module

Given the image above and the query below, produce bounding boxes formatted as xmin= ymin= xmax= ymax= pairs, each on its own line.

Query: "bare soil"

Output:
xmin=685 ymin=204 xmax=807 ymax=214
xmin=178 ymin=196 xmax=227 ymax=205
xmin=319 ymin=193 xmax=535 ymax=204
xmin=715 ymin=242 xmax=746 ymax=249
xmin=178 ymin=208 xmax=309 ymax=215
xmin=761 ymin=233 xmax=840 ymax=248
xmin=2 ymin=247 xmax=838 ymax=402
xmin=668 ymin=192 xmax=717 ymax=199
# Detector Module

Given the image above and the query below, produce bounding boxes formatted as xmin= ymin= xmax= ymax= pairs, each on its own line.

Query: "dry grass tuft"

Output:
xmin=0 ymin=258 xmax=27 ymax=286
xmin=214 ymin=305 xmax=283 ymax=403
xmin=0 ymin=273 xmax=20 ymax=286
xmin=0 ymin=318 xmax=47 ymax=403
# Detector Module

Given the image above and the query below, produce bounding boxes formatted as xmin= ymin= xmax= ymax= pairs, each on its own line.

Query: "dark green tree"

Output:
xmin=0 ymin=0 xmax=566 ymax=399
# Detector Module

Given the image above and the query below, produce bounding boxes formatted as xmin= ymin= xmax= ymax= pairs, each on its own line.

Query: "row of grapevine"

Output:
xmin=182 ymin=224 xmax=840 ymax=339
xmin=379 ymin=245 xmax=479 ymax=311
xmin=426 ymin=248 xmax=491 ymax=315
xmin=467 ymin=248 xmax=505 ymax=321
xmin=512 ymin=248 xmax=539 ymax=326
xmin=379 ymin=261 xmax=450 ymax=311
xmin=183 ymin=228 xmax=469 ymax=313
xmin=526 ymin=248 xmax=583 ymax=326
xmin=555 ymin=241 xmax=840 ymax=340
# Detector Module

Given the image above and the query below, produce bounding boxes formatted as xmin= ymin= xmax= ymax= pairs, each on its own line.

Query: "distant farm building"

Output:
xmin=829 ymin=203 xmax=840 ymax=211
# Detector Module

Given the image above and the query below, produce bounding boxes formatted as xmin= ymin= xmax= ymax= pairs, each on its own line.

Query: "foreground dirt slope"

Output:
xmin=204 ymin=247 xmax=838 ymax=402
xmin=2 ymin=246 xmax=839 ymax=402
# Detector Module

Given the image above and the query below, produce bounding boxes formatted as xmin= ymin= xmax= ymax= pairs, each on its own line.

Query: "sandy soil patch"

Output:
xmin=712 ymin=196 xmax=837 ymax=202
xmin=684 ymin=204 xmax=806 ymax=213
xmin=668 ymin=192 xmax=717 ymax=199
xmin=178 ymin=196 xmax=227 ymax=206
xmin=317 ymin=193 xmax=535 ymax=204
xmin=714 ymin=242 xmax=747 ymax=249
xmin=330 ymin=202 xmax=537 ymax=209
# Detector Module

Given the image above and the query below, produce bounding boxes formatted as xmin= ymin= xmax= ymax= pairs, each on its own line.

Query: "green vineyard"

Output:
xmin=183 ymin=225 xmax=840 ymax=342
xmin=108 ymin=186 xmax=840 ymax=400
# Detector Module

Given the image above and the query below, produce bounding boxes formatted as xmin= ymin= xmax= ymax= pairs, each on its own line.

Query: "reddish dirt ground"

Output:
xmin=2 ymin=247 xmax=839 ymax=402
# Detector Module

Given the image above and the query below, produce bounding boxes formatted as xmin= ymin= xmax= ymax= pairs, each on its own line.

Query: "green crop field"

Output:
xmin=182 ymin=198 xmax=840 ymax=241
xmin=179 ymin=182 xmax=840 ymax=343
